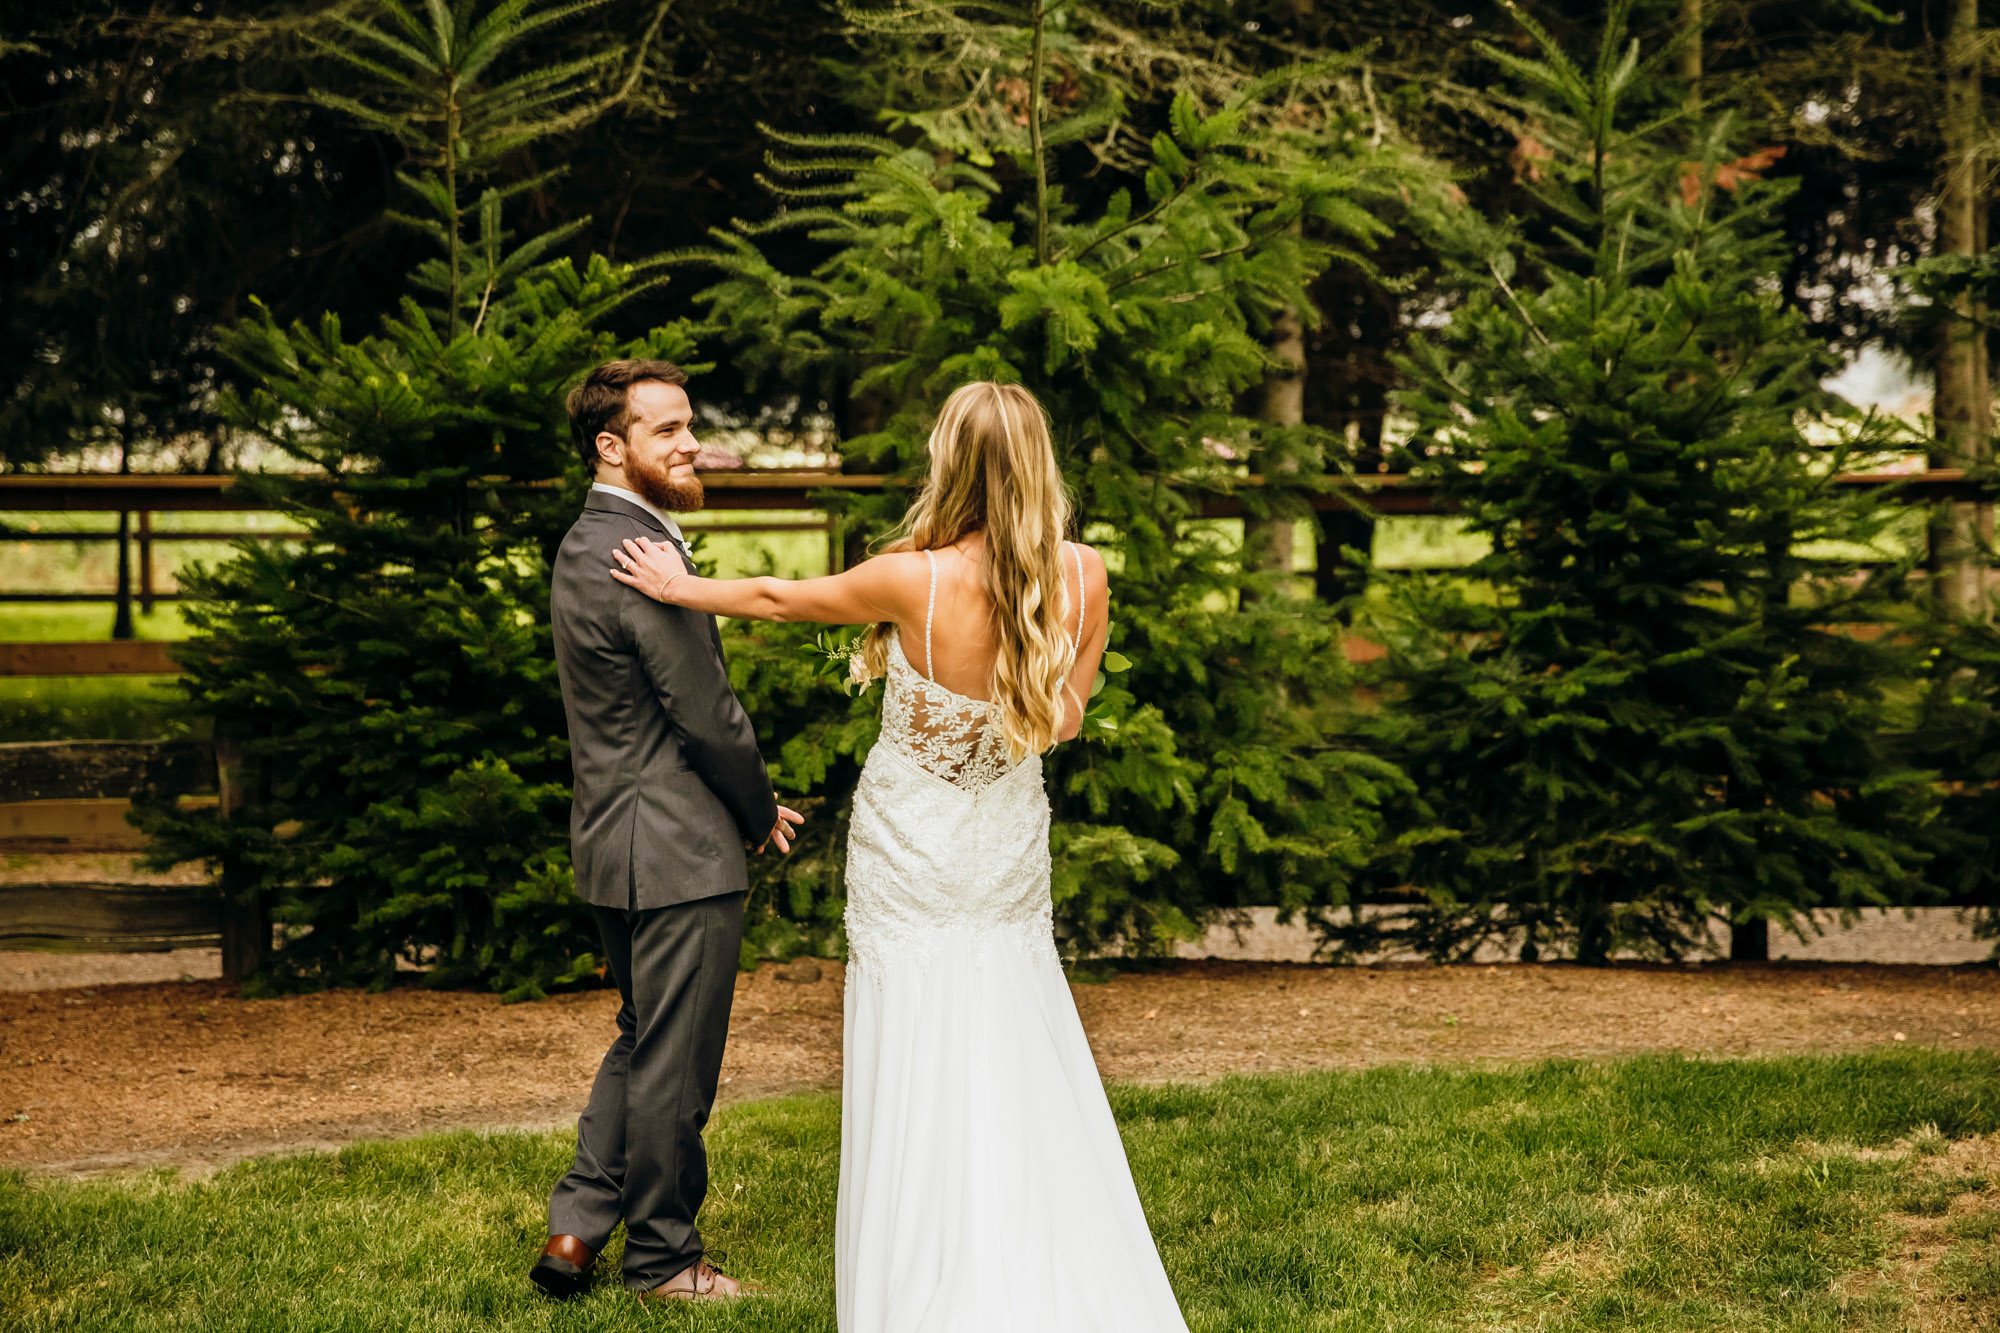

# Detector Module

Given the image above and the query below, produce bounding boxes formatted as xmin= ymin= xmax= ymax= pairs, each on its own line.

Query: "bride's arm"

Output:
xmin=1055 ymin=544 xmax=1111 ymax=742
xmin=609 ymin=536 xmax=921 ymax=625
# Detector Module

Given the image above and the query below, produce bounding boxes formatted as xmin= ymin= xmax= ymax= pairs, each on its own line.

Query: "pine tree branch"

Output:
xmin=1487 ymin=260 xmax=1555 ymax=351
xmin=1059 ymin=174 xmax=1190 ymax=267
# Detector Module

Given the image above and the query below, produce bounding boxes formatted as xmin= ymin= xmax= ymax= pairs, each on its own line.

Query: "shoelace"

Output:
xmin=686 ymin=1252 xmax=729 ymax=1295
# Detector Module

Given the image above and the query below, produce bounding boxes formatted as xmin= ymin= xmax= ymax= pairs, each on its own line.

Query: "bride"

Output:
xmin=609 ymin=381 xmax=1190 ymax=1330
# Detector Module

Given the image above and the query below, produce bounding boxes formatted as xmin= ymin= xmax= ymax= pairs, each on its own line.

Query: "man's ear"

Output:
xmin=595 ymin=430 xmax=625 ymax=468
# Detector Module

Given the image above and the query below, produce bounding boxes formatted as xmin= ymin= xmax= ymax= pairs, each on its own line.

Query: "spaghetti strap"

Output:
xmin=922 ymin=548 xmax=938 ymax=680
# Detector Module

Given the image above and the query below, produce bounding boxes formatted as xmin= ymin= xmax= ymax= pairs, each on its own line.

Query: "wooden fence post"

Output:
xmin=1730 ymin=917 xmax=1769 ymax=962
xmin=215 ymin=737 xmax=268 ymax=982
xmin=137 ymin=510 xmax=155 ymax=616
xmin=111 ymin=509 xmax=134 ymax=641
xmin=1315 ymin=503 xmax=1374 ymax=606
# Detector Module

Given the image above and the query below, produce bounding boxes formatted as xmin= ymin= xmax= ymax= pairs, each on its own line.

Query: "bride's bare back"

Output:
xmin=894 ymin=535 xmax=1110 ymax=739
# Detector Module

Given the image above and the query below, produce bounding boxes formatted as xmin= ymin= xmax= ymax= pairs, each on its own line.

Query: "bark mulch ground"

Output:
xmin=1 ymin=959 xmax=1994 ymax=1177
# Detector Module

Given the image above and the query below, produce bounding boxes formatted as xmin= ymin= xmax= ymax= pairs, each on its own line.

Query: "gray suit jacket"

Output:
xmin=552 ymin=491 xmax=778 ymax=910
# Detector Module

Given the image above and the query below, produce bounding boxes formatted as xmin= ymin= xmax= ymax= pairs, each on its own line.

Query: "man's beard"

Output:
xmin=627 ymin=452 xmax=705 ymax=513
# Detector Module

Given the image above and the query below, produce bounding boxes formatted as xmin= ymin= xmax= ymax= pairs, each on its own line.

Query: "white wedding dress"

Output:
xmin=836 ymin=550 xmax=1190 ymax=1332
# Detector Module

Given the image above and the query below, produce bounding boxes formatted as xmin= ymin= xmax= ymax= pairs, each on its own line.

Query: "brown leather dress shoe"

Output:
xmin=528 ymin=1234 xmax=596 ymax=1300
xmin=639 ymin=1257 xmax=765 ymax=1302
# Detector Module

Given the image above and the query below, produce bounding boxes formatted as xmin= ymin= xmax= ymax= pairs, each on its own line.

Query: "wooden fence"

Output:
xmin=4 ymin=466 xmax=1983 ymax=602
xmin=0 ymin=472 xmax=862 ymax=609
xmin=0 ymin=740 xmax=229 ymax=951
xmin=5 ymin=466 xmax=1981 ymax=514
xmin=0 ymin=467 xmax=1987 ymax=972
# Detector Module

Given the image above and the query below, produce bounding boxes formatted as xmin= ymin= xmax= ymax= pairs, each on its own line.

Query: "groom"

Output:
xmin=531 ymin=358 xmax=802 ymax=1303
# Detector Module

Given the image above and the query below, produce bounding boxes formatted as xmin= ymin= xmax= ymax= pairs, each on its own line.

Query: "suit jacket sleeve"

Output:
xmin=620 ymin=594 xmax=780 ymax=845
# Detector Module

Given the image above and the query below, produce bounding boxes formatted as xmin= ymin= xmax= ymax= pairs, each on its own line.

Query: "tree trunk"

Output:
xmin=1933 ymin=0 xmax=1994 ymax=617
xmin=1027 ymin=0 xmax=1050 ymax=268
xmin=1244 ymin=304 xmax=1305 ymax=600
xmin=1314 ymin=376 xmax=1385 ymax=607
xmin=1576 ymin=897 xmax=1612 ymax=966
xmin=1679 ymin=0 xmax=1702 ymax=109
xmin=839 ymin=389 xmax=886 ymax=572
xmin=137 ymin=509 xmax=154 ymax=616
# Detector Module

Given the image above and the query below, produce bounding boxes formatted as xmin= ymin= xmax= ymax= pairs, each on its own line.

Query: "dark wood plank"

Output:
xmin=0 ymin=881 xmax=222 ymax=952
xmin=0 ymin=593 xmax=186 ymax=603
xmin=4 ymin=530 xmax=296 ymax=542
xmin=215 ymin=737 xmax=267 ymax=981
xmin=0 ymin=795 xmax=217 ymax=852
xmin=0 ymin=469 xmax=1979 ymax=519
xmin=0 ymin=474 xmax=258 ymax=512
xmin=0 ymin=641 xmax=181 ymax=676
xmin=0 ymin=740 xmax=214 ymax=802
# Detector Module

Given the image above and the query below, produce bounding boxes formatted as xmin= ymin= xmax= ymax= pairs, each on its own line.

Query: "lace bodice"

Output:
xmin=874 ymin=546 xmax=1085 ymax=793
xmin=879 ymin=632 xmax=1016 ymax=792
xmin=844 ymin=546 xmax=1086 ymax=982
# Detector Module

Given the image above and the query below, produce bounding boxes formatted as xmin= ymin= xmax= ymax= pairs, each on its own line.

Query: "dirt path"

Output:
xmin=1 ymin=959 xmax=1995 ymax=1177
xmin=6 ymin=905 xmax=1989 ymax=994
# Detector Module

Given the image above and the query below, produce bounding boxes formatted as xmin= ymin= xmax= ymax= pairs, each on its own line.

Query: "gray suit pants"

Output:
xmin=547 ymin=893 xmax=745 ymax=1289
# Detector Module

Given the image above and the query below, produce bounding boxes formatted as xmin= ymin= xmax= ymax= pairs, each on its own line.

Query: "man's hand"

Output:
xmin=756 ymin=805 xmax=806 ymax=854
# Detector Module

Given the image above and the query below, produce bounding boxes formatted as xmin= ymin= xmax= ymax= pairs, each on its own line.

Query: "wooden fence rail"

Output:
xmin=0 ymin=883 xmax=223 ymax=953
xmin=0 ymin=739 xmax=214 ymax=803
xmin=5 ymin=468 xmax=1981 ymax=611
xmin=0 ymin=641 xmax=180 ymax=676
xmin=0 ymin=740 xmax=245 ymax=962
xmin=2 ymin=466 xmax=1985 ymax=512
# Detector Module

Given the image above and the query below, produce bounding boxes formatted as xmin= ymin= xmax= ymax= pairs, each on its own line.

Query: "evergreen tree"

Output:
xmin=1329 ymin=2 xmax=1939 ymax=965
xmin=1895 ymin=251 xmax=2000 ymax=948
xmin=694 ymin=0 xmax=1439 ymax=958
xmin=136 ymin=0 xmax=686 ymax=997
xmin=1915 ymin=601 xmax=2000 ymax=948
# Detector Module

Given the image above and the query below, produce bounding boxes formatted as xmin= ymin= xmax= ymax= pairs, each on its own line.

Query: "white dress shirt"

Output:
xmin=590 ymin=481 xmax=686 ymax=543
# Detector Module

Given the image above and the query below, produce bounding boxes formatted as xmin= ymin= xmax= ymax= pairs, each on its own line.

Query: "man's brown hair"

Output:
xmin=566 ymin=359 xmax=689 ymax=474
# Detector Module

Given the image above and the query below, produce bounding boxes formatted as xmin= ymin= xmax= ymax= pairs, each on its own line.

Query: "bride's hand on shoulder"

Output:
xmin=609 ymin=536 xmax=690 ymax=604
xmin=603 ymin=536 xmax=921 ymax=625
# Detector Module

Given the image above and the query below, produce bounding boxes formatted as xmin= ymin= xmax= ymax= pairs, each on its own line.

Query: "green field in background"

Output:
xmin=0 ymin=513 xmax=1920 ymax=744
xmin=0 ymin=605 xmax=188 ymax=641
xmin=0 ymin=514 xmax=1495 ymax=621
xmin=0 ymin=676 xmax=198 ymax=743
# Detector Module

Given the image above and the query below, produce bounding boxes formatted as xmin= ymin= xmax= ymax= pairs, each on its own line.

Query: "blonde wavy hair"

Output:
xmin=859 ymin=382 xmax=1076 ymax=759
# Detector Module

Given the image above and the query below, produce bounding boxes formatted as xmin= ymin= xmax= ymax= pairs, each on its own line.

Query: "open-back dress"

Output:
xmin=835 ymin=547 xmax=1190 ymax=1332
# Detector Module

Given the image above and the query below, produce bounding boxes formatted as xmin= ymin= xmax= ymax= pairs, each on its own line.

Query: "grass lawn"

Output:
xmin=3 ymin=1052 xmax=1997 ymax=1331
xmin=0 ymin=676 xmax=199 ymax=743
xmin=0 ymin=603 xmax=191 ymax=741
xmin=0 ymin=605 xmax=189 ymax=642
